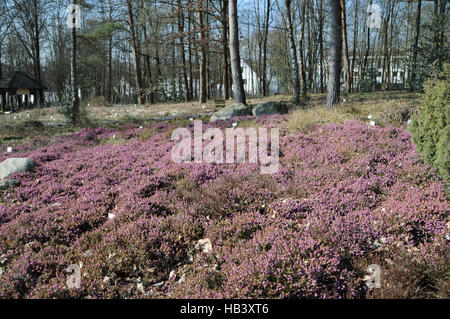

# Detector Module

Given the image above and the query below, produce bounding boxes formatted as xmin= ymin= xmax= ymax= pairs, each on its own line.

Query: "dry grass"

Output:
xmin=288 ymin=91 xmax=422 ymax=133
xmin=288 ymin=107 xmax=356 ymax=133
xmin=0 ymin=91 xmax=422 ymax=144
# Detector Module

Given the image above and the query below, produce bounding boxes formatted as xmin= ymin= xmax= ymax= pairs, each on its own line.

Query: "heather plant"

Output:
xmin=411 ymin=63 xmax=450 ymax=180
xmin=0 ymin=117 xmax=448 ymax=299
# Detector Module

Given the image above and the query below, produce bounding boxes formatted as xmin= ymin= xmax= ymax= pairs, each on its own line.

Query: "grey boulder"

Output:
xmin=252 ymin=101 xmax=289 ymax=116
xmin=210 ymin=104 xmax=252 ymax=122
xmin=0 ymin=158 xmax=36 ymax=180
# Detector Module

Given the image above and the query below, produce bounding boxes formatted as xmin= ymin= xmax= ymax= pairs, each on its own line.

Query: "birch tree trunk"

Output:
xmin=229 ymin=0 xmax=246 ymax=104
xmin=326 ymin=0 xmax=342 ymax=108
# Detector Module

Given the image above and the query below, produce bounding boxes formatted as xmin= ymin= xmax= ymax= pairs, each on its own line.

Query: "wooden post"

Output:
xmin=17 ymin=94 xmax=22 ymax=111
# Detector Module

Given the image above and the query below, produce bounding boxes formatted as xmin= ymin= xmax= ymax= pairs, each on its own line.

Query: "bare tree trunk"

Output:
xmin=318 ymin=0 xmax=324 ymax=93
xmin=142 ymin=21 xmax=154 ymax=104
xmin=228 ymin=0 xmax=246 ymax=104
xmin=351 ymin=0 xmax=358 ymax=92
xmin=327 ymin=0 xmax=342 ymax=109
xmin=32 ymin=0 xmax=43 ymax=106
xmin=285 ymin=0 xmax=300 ymax=105
xmin=107 ymin=35 xmax=113 ymax=103
xmin=306 ymin=0 xmax=312 ymax=91
xmin=198 ymin=2 xmax=207 ymax=103
xmin=126 ymin=0 xmax=144 ymax=104
xmin=262 ymin=0 xmax=271 ymax=96
xmin=382 ymin=0 xmax=393 ymax=91
xmin=299 ymin=1 xmax=307 ymax=97
xmin=71 ymin=0 xmax=80 ymax=124
xmin=360 ymin=0 xmax=373 ymax=90
xmin=177 ymin=1 xmax=189 ymax=101
xmin=340 ymin=0 xmax=351 ymax=93
xmin=206 ymin=0 xmax=211 ymax=100
xmin=222 ymin=0 xmax=230 ymax=99
xmin=409 ymin=0 xmax=421 ymax=91
xmin=188 ymin=9 xmax=194 ymax=100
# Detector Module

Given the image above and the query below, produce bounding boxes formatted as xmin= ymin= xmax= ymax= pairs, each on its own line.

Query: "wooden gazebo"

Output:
xmin=0 ymin=71 xmax=45 ymax=113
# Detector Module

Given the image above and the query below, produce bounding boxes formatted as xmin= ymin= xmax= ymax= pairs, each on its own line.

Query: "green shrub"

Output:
xmin=411 ymin=63 xmax=450 ymax=180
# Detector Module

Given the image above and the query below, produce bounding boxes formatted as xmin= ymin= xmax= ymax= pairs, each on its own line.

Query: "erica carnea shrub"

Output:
xmin=0 ymin=119 xmax=448 ymax=298
xmin=411 ymin=63 xmax=450 ymax=180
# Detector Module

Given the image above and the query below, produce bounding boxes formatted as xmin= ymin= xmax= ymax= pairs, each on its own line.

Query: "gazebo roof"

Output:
xmin=0 ymin=71 xmax=45 ymax=90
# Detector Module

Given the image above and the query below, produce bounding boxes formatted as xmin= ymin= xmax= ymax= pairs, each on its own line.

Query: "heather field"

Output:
xmin=0 ymin=104 xmax=448 ymax=299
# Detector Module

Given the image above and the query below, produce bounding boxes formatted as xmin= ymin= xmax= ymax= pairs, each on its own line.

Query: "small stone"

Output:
xmin=169 ymin=270 xmax=176 ymax=281
xmin=152 ymin=281 xmax=164 ymax=287
xmin=195 ymin=238 xmax=213 ymax=254
xmin=137 ymin=283 xmax=145 ymax=294
xmin=108 ymin=213 xmax=115 ymax=219
xmin=0 ymin=254 xmax=7 ymax=265
xmin=103 ymin=276 xmax=111 ymax=284
xmin=369 ymin=121 xmax=376 ymax=126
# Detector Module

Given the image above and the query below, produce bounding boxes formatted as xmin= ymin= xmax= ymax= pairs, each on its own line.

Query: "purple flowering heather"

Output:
xmin=0 ymin=118 xmax=448 ymax=298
